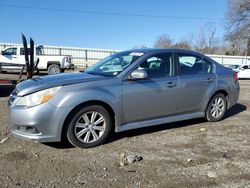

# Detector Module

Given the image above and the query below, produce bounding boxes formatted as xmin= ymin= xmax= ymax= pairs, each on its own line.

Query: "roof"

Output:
xmin=122 ymin=48 xmax=203 ymax=55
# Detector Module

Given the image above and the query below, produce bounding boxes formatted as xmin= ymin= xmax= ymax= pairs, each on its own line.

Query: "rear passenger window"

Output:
xmin=178 ymin=54 xmax=213 ymax=75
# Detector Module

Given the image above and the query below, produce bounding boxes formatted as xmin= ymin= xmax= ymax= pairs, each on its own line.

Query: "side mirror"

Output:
xmin=129 ymin=69 xmax=148 ymax=80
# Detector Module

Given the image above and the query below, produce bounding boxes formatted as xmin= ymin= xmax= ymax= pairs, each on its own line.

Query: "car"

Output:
xmin=235 ymin=64 xmax=250 ymax=79
xmin=8 ymin=49 xmax=240 ymax=148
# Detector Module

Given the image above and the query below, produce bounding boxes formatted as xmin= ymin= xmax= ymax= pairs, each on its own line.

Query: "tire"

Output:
xmin=205 ymin=93 xmax=227 ymax=122
xmin=61 ymin=69 xmax=65 ymax=73
xmin=47 ymin=64 xmax=61 ymax=75
xmin=66 ymin=105 xmax=112 ymax=148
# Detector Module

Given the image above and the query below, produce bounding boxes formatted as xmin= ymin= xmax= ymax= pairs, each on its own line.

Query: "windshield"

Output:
xmin=85 ymin=51 xmax=144 ymax=77
xmin=228 ymin=65 xmax=240 ymax=69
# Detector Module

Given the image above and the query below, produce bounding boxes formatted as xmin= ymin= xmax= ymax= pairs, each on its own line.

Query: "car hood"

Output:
xmin=16 ymin=72 xmax=108 ymax=96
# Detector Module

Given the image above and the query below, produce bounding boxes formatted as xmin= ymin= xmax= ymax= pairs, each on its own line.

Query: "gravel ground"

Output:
xmin=0 ymin=79 xmax=249 ymax=188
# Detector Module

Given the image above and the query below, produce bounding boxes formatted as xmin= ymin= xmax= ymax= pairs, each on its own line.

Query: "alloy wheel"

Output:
xmin=210 ymin=96 xmax=225 ymax=119
xmin=74 ymin=111 xmax=106 ymax=143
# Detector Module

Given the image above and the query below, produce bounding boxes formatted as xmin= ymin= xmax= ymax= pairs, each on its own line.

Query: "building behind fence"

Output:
xmin=1 ymin=42 xmax=249 ymax=68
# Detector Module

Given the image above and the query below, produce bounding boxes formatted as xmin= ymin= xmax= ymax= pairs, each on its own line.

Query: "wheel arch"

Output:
xmin=61 ymin=100 xmax=116 ymax=141
xmin=47 ymin=61 xmax=61 ymax=68
xmin=206 ymin=89 xmax=229 ymax=111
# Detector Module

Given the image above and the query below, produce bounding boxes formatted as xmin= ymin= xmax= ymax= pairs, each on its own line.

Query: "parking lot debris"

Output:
xmin=0 ymin=137 xmax=9 ymax=144
xmin=127 ymin=155 xmax=136 ymax=164
xmin=200 ymin=128 xmax=206 ymax=131
xmin=15 ymin=182 xmax=21 ymax=186
xmin=76 ymin=180 xmax=85 ymax=185
xmin=134 ymin=155 xmax=143 ymax=162
xmin=127 ymin=169 xmax=137 ymax=173
xmin=119 ymin=152 xmax=127 ymax=166
xmin=222 ymin=152 xmax=231 ymax=159
xmin=119 ymin=153 xmax=143 ymax=166
xmin=32 ymin=153 xmax=39 ymax=158
xmin=207 ymin=171 xmax=216 ymax=178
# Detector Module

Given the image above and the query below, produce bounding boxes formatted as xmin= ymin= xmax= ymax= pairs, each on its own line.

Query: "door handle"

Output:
xmin=205 ymin=78 xmax=213 ymax=83
xmin=166 ymin=81 xmax=177 ymax=88
xmin=12 ymin=57 xmax=17 ymax=58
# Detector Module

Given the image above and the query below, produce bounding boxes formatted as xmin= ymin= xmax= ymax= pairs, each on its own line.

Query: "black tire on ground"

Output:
xmin=66 ymin=105 xmax=112 ymax=148
xmin=47 ymin=64 xmax=61 ymax=75
xmin=205 ymin=93 xmax=227 ymax=122
xmin=61 ymin=69 xmax=65 ymax=73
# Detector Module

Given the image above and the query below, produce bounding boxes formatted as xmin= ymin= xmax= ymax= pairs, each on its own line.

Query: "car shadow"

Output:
xmin=43 ymin=140 xmax=74 ymax=149
xmin=108 ymin=103 xmax=247 ymax=143
xmin=224 ymin=103 xmax=247 ymax=118
xmin=0 ymin=85 xmax=15 ymax=97
xmin=42 ymin=103 xmax=247 ymax=149
xmin=107 ymin=118 xmax=206 ymax=144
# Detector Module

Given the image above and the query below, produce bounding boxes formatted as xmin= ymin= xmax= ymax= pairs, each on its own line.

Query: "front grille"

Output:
xmin=8 ymin=88 xmax=18 ymax=107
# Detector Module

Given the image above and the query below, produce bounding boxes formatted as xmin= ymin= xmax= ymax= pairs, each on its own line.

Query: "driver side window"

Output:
xmin=138 ymin=53 xmax=174 ymax=78
xmin=2 ymin=48 xmax=17 ymax=55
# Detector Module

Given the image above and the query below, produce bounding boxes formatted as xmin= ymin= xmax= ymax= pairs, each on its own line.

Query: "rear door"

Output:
xmin=122 ymin=53 xmax=178 ymax=124
xmin=176 ymin=53 xmax=216 ymax=114
xmin=18 ymin=47 xmax=27 ymax=65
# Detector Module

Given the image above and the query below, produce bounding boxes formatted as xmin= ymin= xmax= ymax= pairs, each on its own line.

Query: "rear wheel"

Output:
xmin=205 ymin=93 xmax=227 ymax=122
xmin=66 ymin=105 xmax=112 ymax=148
xmin=48 ymin=64 xmax=61 ymax=75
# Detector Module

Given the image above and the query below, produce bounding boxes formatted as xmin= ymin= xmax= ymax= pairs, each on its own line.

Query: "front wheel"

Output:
xmin=205 ymin=93 xmax=227 ymax=122
xmin=66 ymin=105 xmax=112 ymax=148
xmin=47 ymin=64 xmax=61 ymax=75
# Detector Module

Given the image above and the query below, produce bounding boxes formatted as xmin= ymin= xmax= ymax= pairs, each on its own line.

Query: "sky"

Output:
xmin=0 ymin=0 xmax=227 ymax=50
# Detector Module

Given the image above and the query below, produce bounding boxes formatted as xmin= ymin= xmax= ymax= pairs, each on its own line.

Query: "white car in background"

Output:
xmin=235 ymin=64 xmax=250 ymax=79
xmin=227 ymin=64 xmax=240 ymax=71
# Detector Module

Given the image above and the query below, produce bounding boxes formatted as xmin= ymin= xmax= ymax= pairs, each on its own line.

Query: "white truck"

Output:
xmin=0 ymin=46 xmax=74 ymax=75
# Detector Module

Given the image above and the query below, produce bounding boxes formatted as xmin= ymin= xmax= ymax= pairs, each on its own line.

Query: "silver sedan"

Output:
xmin=8 ymin=49 xmax=240 ymax=148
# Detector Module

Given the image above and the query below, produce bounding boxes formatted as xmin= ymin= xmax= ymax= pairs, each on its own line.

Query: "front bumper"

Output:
xmin=9 ymin=100 xmax=70 ymax=143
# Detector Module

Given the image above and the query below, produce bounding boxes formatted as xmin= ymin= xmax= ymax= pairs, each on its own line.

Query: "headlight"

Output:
xmin=15 ymin=86 xmax=61 ymax=107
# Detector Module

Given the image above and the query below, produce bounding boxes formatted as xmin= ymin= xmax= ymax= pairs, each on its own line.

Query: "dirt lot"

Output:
xmin=0 ymin=77 xmax=249 ymax=188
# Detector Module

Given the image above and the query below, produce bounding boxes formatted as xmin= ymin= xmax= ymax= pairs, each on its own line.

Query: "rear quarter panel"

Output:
xmin=215 ymin=63 xmax=240 ymax=109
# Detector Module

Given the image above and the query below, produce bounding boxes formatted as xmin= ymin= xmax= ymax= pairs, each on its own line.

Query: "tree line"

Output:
xmin=154 ymin=0 xmax=250 ymax=56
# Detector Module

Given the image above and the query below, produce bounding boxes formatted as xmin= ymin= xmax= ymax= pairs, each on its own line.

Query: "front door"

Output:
xmin=122 ymin=53 xmax=178 ymax=124
xmin=0 ymin=47 xmax=18 ymax=64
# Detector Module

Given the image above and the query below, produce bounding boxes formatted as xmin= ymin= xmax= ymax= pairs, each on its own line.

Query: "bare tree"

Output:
xmin=154 ymin=25 xmax=219 ymax=53
xmin=132 ymin=45 xmax=148 ymax=49
xmin=195 ymin=24 xmax=218 ymax=54
xmin=172 ymin=41 xmax=192 ymax=49
xmin=225 ymin=0 xmax=250 ymax=55
xmin=154 ymin=34 xmax=173 ymax=48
